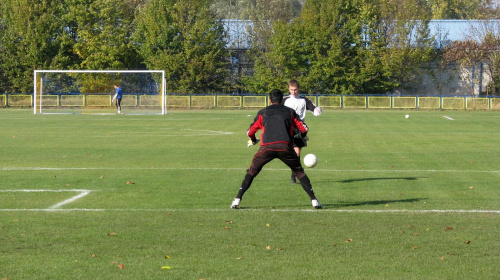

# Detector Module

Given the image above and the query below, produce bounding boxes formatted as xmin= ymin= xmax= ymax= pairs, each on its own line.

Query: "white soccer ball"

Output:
xmin=405 ymin=114 xmax=410 ymax=119
xmin=303 ymin=154 xmax=318 ymax=168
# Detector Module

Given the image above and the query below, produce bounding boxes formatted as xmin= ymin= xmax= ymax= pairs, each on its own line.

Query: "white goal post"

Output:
xmin=33 ymin=70 xmax=166 ymax=115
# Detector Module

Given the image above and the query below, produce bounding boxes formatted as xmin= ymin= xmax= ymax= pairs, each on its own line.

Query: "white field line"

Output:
xmin=443 ymin=116 xmax=455 ymax=120
xmin=48 ymin=190 xmax=90 ymax=209
xmin=0 ymin=167 xmax=499 ymax=173
xmin=0 ymin=189 xmax=91 ymax=209
xmin=1 ymin=190 xmax=497 ymax=213
xmin=0 ymin=208 xmax=498 ymax=214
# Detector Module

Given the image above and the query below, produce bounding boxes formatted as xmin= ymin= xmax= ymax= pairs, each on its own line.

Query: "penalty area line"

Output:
xmin=0 ymin=189 xmax=91 ymax=210
xmin=48 ymin=190 xmax=91 ymax=209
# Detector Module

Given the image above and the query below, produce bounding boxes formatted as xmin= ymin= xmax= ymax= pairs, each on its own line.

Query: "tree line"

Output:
xmin=1 ymin=0 xmax=499 ymax=95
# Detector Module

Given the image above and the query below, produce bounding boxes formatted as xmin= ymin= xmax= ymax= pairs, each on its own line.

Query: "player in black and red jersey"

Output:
xmin=230 ymin=89 xmax=322 ymax=209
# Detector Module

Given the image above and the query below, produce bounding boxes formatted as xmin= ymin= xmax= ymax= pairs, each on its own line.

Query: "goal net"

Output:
xmin=33 ymin=70 xmax=166 ymax=115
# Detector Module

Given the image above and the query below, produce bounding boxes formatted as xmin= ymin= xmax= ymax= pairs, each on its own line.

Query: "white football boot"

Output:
xmin=230 ymin=198 xmax=240 ymax=209
xmin=312 ymin=199 xmax=323 ymax=209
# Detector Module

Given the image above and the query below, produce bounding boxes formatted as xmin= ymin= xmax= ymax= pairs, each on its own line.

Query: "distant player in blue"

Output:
xmin=112 ymin=84 xmax=123 ymax=114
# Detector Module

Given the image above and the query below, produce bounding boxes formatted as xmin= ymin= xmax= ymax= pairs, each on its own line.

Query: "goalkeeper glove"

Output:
xmin=294 ymin=133 xmax=309 ymax=142
xmin=313 ymin=107 xmax=322 ymax=116
xmin=247 ymin=139 xmax=259 ymax=147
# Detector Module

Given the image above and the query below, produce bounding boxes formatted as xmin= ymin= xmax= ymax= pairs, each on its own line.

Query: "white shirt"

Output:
xmin=283 ymin=95 xmax=320 ymax=120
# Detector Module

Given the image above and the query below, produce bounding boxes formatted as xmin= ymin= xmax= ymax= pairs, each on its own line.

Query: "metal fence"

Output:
xmin=1 ymin=93 xmax=499 ymax=110
xmin=167 ymin=94 xmax=500 ymax=110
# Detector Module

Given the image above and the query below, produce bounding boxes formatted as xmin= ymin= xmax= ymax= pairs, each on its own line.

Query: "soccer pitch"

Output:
xmin=0 ymin=109 xmax=498 ymax=279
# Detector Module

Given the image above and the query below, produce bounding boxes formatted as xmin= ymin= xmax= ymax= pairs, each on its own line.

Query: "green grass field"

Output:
xmin=0 ymin=109 xmax=498 ymax=280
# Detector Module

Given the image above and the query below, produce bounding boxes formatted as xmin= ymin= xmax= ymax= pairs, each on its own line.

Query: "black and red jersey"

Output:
xmin=247 ymin=104 xmax=308 ymax=146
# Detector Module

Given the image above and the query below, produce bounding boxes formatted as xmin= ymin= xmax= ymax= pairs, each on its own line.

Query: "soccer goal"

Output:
xmin=33 ymin=70 xmax=166 ymax=115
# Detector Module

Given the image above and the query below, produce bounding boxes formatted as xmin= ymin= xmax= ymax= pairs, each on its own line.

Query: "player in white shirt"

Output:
xmin=282 ymin=79 xmax=322 ymax=184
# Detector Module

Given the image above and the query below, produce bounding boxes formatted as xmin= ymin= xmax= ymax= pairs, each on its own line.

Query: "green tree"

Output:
xmin=245 ymin=0 xmax=436 ymax=95
xmin=299 ymin=0 xmax=366 ymax=94
xmin=210 ymin=0 xmax=304 ymax=20
xmin=0 ymin=0 xmax=67 ymax=92
xmin=70 ymin=0 xmax=142 ymax=70
xmin=355 ymin=1 xmax=398 ymax=94
xmin=134 ymin=0 xmax=228 ymax=93
xmin=242 ymin=0 xmax=304 ymax=93
xmin=376 ymin=0 xmax=436 ymax=93
xmin=427 ymin=0 xmax=492 ymax=19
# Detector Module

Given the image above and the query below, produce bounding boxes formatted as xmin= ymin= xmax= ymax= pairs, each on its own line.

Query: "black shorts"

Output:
xmin=292 ymin=127 xmax=307 ymax=148
xmin=247 ymin=143 xmax=305 ymax=178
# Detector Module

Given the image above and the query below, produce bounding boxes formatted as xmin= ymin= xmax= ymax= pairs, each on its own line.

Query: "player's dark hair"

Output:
xmin=269 ymin=89 xmax=283 ymax=104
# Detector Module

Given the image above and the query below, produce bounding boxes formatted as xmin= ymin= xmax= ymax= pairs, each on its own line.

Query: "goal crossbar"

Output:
xmin=33 ymin=70 xmax=166 ymax=115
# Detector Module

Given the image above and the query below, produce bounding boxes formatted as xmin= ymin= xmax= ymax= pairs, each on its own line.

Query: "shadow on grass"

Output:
xmin=337 ymin=177 xmax=424 ymax=183
xmin=323 ymin=198 xmax=427 ymax=208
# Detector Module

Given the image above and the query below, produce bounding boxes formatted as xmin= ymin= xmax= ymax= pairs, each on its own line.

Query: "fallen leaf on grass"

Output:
xmin=91 ymin=254 xmax=97 ymax=258
xmin=107 ymin=233 xmax=117 ymax=236
xmin=118 ymin=264 xmax=125 ymax=269
xmin=224 ymin=227 xmax=231 ymax=230
xmin=412 ymin=246 xmax=420 ymax=250
xmin=126 ymin=181 xmax=135 ymax=184
xmin=440 ymin=256 xmax=445 ymax=260
xmin=445 ymin=227 xmax=453 ymax=231
xmin=161 ymin=266 xmax=172 ymax=270
xmin=266 ymin=246 xmax=271 ymax=250
xmin=346 ymin=238 xmax=353 ymax=243
xmin=236 ymin=257 xmax=243 ymax=260
xmin=465 ymin=240 xmax=471 ymax=244
xmin=164 ymin=255 xmax=170 ymax=259
xmin=225 ymin=220 xmax=233 ymax=224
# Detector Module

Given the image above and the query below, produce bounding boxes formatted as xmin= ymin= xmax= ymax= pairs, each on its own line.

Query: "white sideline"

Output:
xmin=0 ymin=208 xmax=498 ymax=213
xmin=0 ymin=190 xmax=497 ymax=213
xmin=1 ymin=167 xmax=499 ymax=173
xmin=0 ymin=189 xmax=91 ymax=209
xmin=443 ymin=116 xmax=455 ymax=120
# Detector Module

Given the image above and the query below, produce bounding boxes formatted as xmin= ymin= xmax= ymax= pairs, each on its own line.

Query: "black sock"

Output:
xmin=236 ymin=173 xmax=254 ymax=199
xmin=299 ymin=175 xmax=317 ymax=200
